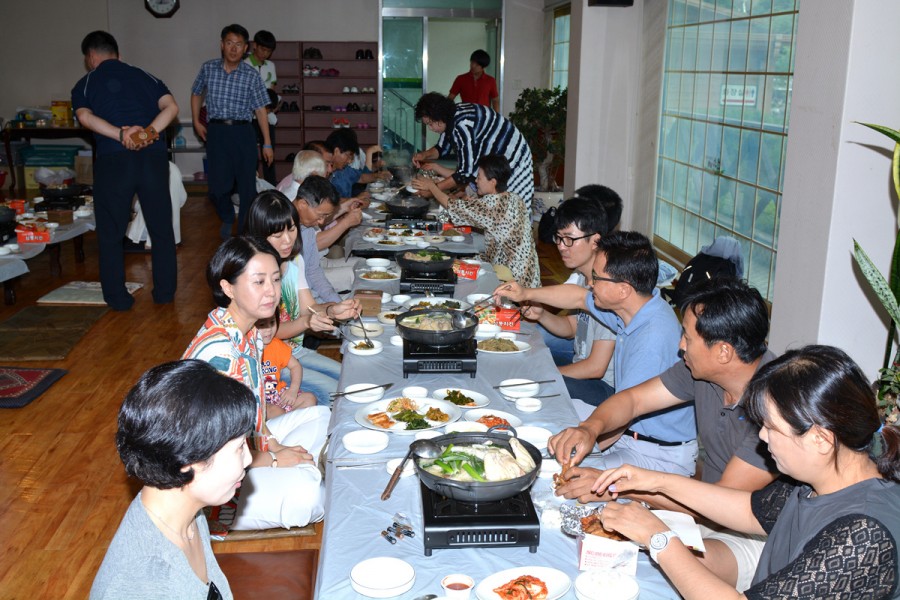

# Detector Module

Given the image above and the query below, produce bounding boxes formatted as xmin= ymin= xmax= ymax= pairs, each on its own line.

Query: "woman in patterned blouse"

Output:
xmin=587 ymin=345 xmax=900 ymax=600
xmin=412 ymin=154 xmax=540 ymax=288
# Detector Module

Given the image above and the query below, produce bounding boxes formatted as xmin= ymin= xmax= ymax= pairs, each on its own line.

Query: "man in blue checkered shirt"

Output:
xmin=191 ymin=24 xmax=273 ymax=237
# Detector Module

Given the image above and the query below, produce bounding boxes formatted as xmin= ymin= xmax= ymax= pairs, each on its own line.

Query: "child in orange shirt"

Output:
xmin=258 ymin=316 xmax=316 ymax=418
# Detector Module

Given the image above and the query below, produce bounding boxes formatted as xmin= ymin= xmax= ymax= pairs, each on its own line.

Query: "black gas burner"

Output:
xmin=399 ymin=268 xmax=457 ymax=295
xmin=402 ymin=338 xmax=476 ymax=378
xmin=385 ymin=216 xmax=442 ymax=232
xmin=0 ymin=222 xmax=16 ymax=245
xmin=420 ymin=482 xmax=540 ymax=556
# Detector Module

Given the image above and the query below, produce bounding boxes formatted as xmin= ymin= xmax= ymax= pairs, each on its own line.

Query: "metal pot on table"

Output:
xmin=413 ymin=431 xmax=543 ymax=503
xmin=394 ymin=247 xmax=454 ymax=273
xmin=394 ymin=308 xmax=477 ymax=347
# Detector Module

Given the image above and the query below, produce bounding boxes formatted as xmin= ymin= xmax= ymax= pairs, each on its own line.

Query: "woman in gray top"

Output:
xmin=91 ymin=360 xmax=257 ymax=599
xmin=589 ymin=345 xmax=900 ymax=600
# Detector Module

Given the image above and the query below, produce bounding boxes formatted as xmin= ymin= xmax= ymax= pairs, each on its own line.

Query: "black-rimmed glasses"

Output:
xmin=552 ymin=233 xmax=594 ymax=247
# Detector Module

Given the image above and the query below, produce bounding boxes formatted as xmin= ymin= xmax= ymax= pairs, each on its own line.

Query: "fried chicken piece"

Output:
xmin=580 ymin=513 xmax=628 ymax=541
xmin=493 ymin=575 xmax=548 ymax=600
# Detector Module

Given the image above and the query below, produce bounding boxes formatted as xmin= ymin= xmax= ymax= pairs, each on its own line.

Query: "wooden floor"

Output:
xmin=0 ymin=195 xmax=567 ymax=598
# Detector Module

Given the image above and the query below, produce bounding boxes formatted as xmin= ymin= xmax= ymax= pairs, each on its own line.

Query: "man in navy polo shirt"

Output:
xmin=191 ymin=24 xmax=273 ymax=237
xmin=72 ymin=30 xmax=178 ymax=311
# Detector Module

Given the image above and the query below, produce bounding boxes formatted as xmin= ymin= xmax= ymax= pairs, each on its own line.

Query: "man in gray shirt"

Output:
xmin=293 ymin=175 xmax=343 ymax=303
xmin=551 ymin=277 xmax=778 ymax=592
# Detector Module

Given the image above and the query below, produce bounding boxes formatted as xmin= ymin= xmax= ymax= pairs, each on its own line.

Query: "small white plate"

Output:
xmin=476 ymin=340 xmax=532 ymax=355
xmin=475 ymin=566 xmax=571 ymax=600
xmin=355 ymin=397 xmax=462 ymax=434
xmin=431 ymin=388 xmax=490 ymax=409
xmin=444 ymin=421 xmax=489 ymax=434
xmin=385 ymin=457 xmax=416 ymax=478
xmin=406 ymin=185 xmax=417 ymax=193
xmin=349 ymin=322 xmax=384 ymax=338
xmin=363 ymin=235 xmax=383 ymax=243
xmin=415 ymin=430 xmax=442 ymax=440
xmin=463 ymin=409 xmax=522 ymax=428
xmin=342 ymin=383 xmax=387 ymax=403
xmin=539 ymin=460 xmax=562 ymax=479
xmin=0 ymin=247 xmax=10 ymax=256
xmin=377 ymin=310 xmax=402 ymax=325
xmin=424 ymin=235 xmax=445 ymax=244
xmin=365 ymin=258 xmax=391 ymax=268
xmin=350 ymin=556 xmax=416 ymax=598
xmin=347 ymin=339 xmax=384 ymax=355
xmin=390 ymin=335 xmax=403 ymax=347
xmin=450 ymin=235 xmax=465 ymax=242
xmin=342 ymin=430 xmax=390 ymax=454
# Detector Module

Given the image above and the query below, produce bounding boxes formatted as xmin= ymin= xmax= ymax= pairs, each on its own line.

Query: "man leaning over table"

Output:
xmin=191 ymin=24 xmax=273 ymax=238
xmin=496 ymin=230 xmax=698 ymax=477
xmin=72 ymin=30 xmax=178 ymax=311
xmin=552 ymin=277 xmax=779 ymax=592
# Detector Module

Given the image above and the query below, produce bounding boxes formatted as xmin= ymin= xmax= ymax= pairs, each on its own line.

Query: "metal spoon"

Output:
xmin=381 ymin=439 xmax=442 ymax=501
xmin=451 ymin=310 xmax=472 ymax=329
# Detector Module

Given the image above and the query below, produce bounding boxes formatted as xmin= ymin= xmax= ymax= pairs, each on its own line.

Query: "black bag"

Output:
xmin=671 ymin=252 xmax=740 ymax=307
xmin=537 ymin=206 xmax=557 ymax=244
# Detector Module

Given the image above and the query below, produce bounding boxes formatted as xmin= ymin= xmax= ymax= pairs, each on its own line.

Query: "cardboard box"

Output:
xmin=496 ymin=306 xmax=521 ymax=331
xmin=443 ymin=223 xmax=472 ymax=234
xmin=577 ymin=533 xmax=639 ymax=574
xmin=452 ymin=260 xmax=479 ymax=280
xmin=16 ymin=225 xmax=51 ymax=243
xmin=353 ymin=289 xmax=383 ymax=316
xmin=46 ymin=209 xmax=74 ymax=225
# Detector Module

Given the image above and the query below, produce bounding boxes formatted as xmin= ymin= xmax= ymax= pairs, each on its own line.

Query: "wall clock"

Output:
xmin=145 ymin=0 xmax=180 ymax=18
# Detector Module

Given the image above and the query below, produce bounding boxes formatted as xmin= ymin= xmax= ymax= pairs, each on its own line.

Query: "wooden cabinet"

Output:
xmin=271 ymin=41 xmax=379 ymax=181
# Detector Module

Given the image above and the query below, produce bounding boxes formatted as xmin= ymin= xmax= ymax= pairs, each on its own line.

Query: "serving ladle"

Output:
xmin=381 ymin=439 xmax=442 ymax=501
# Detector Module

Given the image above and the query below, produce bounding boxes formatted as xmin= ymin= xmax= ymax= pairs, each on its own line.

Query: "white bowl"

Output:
xmin=403 ymin=235 xmax=419 ymax=245
xmin=366 ymin=258 xmax=391 ymax=268
xmin=386 ymin=235 xmax=402 ymax=243
xmin=0 ymin=247 xmax=10 ymax=256
xmin=497 ymin=378 xmax=540 ymax=398
xmin=406 ymin=185 xmax=417 ymax=193
xmin=371 ymin=192 xmax=388 ymax=201
xmin=402 ymin=386 xmax=428 ymax=398
xmin=343 ymin=383 xmax=386 ymax=403
xmin=381 ymin=292 xmax=392 ymax=303
xmin=424 ymin=235 xmax=445 ymax=244
xmin=390 ymin=335 xmax=403 ymax=347
xmin=466 ymin=293 xmax=491 ymax=305
xmin=4 ymin=243 xmax=19 ymax=253
xmin=496 ymin=332 xmax=517 ymax=341
xmin=45 ymin=222 xmax=60 ymax=229
xmin=385 ymin=457 xmax=416 ymax=478
xmin=415 ymin=241 xmax=430 ymax=249
xmin=342 ymin=430 xmax=390 ymax=454
xmin=515 ymin=397 xmax=543 ymax=412
xmin=415 ymin=430 xmax=442 ymax=440
xmin=349 ymin=322 xmax=384 ymax=338
xmin=574 ymin=569 xmax=639 ymax=600
xmin=450 ymin=235 xmax=465 ymax=242
xmin=347 ymin=339 xmax=384 ymax=356
xmin=392 ymin=294 xmax=412 ymax=304
xmin=516 ymin=426 xmax=552 ymax=449
xmin=350 ymin=556 xmax=415 ymax=598
xmin=74 ymin=209 xmax=92 ymax=217
xmin=475 ymin=323 xmax=502 ymax=340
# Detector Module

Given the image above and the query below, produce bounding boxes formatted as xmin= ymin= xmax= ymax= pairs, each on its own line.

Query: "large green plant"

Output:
xmin=853 ymin=122 xmax=900 ymax=424
xmin=508 ymin=87 xmax=567 ymax=192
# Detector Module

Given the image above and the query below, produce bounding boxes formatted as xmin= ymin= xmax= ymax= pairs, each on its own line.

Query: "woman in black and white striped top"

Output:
xmin=412 ymin=92 xmax=534 ymax=213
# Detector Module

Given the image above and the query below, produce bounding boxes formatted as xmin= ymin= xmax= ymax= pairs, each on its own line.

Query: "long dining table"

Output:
xmin=314 ymin=262 xmax=681 ymax=599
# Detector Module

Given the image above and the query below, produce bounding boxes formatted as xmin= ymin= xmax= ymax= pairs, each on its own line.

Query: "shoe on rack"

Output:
xmin=350 ymin=86 xmax=359 ymax=94
xmin=342 ymin=86 xmax=350 ymax=94
xmin=333 ymin=118 xmax=341 ymax=129
xmin=303 ymin=65 xmax=311 ymax=77
xmin=342 ymin=118 xmax=350 ymax=128
xmin=365 ymin=49 xmax=374 ymax=60
xmin=314 ymin=48 xmax=323 ymax=59
xmin=356 ymin=49 xmax=365 ymax=60
xmin=311 ymin=66 xmax=320 ymax=77
xmin=290 ymin=101 xmax=299 ymax=112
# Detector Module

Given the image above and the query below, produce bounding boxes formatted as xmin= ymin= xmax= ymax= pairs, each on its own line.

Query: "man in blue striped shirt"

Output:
xmin=412 ymin=92 xmax=534 ymax=213
xmin=191 ymin=24 xmax=272 ymax=237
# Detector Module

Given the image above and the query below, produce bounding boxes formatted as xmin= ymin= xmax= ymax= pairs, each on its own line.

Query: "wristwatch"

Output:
xmin=648 ymin=530 xmax=679 ymax=562
xmin=268 ymin=451 xmax=278 ymax=469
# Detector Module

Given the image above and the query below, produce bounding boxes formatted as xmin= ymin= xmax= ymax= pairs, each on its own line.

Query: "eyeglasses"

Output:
xmin=591 ymin=274 xmax=623 ymax=284
xmin=552 ymin=233 xmax=594 ymax=247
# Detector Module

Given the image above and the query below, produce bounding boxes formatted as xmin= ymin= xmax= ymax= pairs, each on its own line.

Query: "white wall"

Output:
xmin=502 ymin=0 xmax=547 ymax=115
xmin=768 ymin=0 xmax=900 ymax=379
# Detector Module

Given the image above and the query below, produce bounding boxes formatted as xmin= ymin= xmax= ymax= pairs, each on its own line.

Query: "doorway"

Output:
xmin=380 ymin=3 xmax=503 ymax=158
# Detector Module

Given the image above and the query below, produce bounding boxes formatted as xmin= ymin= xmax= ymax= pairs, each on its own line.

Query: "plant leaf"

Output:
xmin=857 ymin=122 xmax=900 ymax=202
xmin=854 ymin=239 xmax=900 ymax=327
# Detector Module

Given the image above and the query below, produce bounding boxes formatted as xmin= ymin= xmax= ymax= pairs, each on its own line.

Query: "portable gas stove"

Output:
xmin=420 ymin=482 xmax=540 ymax=556
xmin=0 ymin=222 xmax=16 ymax=245
xmin=402 ymin=338 xmax=477 ymax=378
xmin=399 ymin=268 xmax=457 ymax=295
xmin=384 ymin=215 xmax=442 ymax=232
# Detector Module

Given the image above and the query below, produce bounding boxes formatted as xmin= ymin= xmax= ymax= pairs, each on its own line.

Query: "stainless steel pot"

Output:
xmin=414 ymin=431 xmax=542 ymax=502
xmin=394 ymin=308 xmax=477 ymax=347
xmin=384 ymin=194 xmax=430 ymax=218
xmin=394 ymin=247 xmax=454 ymax=273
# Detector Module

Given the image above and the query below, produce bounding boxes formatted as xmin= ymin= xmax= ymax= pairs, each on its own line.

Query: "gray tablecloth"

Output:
xmin=346 ymin=228 xmax=487 ymax=258
xmin=0 ymin=256 xmax=28 ymax=283
xmin=314 ymin=264 xmax=681 ymax=599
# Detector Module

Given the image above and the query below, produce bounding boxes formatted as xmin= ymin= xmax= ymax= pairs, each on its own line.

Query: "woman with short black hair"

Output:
xmin=589 ymin=345 xmax=900 ymax=600
xmin=184 ymin=236 xmax=331 ymax=531
xmin=91 ymin=360 xmax=256 ymax=599
xmin=413 ymin=154 xmax=540 ymax=288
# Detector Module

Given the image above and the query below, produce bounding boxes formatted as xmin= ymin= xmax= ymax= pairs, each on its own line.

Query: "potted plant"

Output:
xmin=509 ymin=86 xmax=567 ymax=198
xmin=852 ymin=122 xmax=900 ymax=425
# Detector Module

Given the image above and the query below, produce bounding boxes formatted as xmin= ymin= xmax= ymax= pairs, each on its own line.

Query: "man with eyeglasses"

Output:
xmin=525 ymin=195 xmax=619 ymax=406
xmin=496 ymin=231 xmax=698 ymax=479
xmin=191 ymin=24 xmax=273 ymax=238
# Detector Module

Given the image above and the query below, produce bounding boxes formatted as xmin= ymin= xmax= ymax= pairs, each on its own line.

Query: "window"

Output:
xmin=551 ymin=5 xmax=570 ymax=89
xmin=653 ymin=0 xmax=799 ymax=301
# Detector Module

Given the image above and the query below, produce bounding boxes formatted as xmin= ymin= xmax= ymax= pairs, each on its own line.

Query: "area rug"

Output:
xmin=37 ymin=281 xmax=144 ymax=305
xmin=0 ymin=366 xmax=67 ymax=408
xmin=0 ymin=305 xmax=109 ymax=361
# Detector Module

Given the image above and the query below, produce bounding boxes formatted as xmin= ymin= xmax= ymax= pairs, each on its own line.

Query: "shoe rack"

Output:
xmin=271 ymin=41 xmax=379 ymax=181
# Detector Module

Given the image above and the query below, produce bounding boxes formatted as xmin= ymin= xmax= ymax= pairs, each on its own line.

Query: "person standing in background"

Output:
xmin=448 ymin=49 xmax=500 ymax=112
xmin=191 ymin=24 xmax=273 ymax=238
xmin=245 ymin=30 xmax=279 ymax=185
xmin=72 ymin=30 xmax=178 ymax=311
